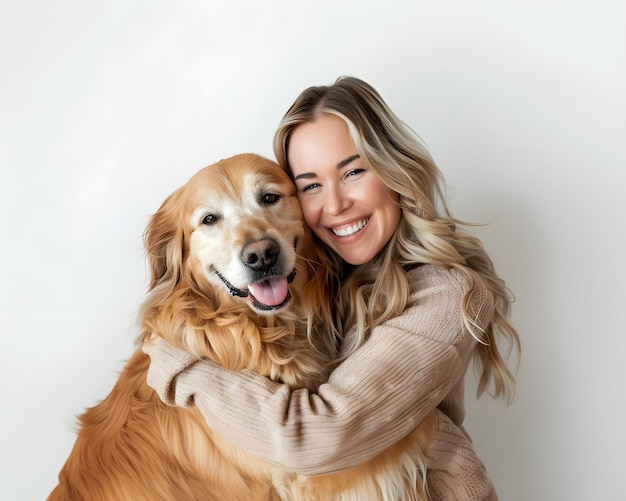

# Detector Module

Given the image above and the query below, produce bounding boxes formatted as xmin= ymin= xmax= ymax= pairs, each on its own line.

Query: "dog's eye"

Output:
xmin=202 ymin=214 xmax=220 ymax=226
xmin=262 ymin=193 xmax=280 ymax=205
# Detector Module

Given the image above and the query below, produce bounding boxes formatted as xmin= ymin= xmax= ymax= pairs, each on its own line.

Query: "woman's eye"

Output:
xmin=262 ymin=193 xmax=280 ymax=205
xmin=301 ymin=183 xmax=320 ymax=193
xmin=202 ymin=214 xmax=220 ymax=226
xmin=345 ymin=168 xmax=365 ymax=179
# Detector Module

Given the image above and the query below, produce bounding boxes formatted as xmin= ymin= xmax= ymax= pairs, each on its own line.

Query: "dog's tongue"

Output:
xmin=247 ymin=276 xmax=289 ymax=306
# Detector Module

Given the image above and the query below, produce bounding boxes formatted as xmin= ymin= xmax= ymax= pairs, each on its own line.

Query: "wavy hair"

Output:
xmin=273 ymin=76 xmax=520 ymax=403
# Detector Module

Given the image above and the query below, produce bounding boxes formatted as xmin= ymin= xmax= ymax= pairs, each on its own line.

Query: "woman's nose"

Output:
xmin=323 ymin=184 xmax=349 ymax=216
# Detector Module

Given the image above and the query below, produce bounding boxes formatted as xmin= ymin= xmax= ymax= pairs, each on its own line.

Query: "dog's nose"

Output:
xmin=242 ymin=238 xmax=279 ymax=272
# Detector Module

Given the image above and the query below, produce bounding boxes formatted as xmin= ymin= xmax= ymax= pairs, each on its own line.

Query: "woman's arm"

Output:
xmin=146 ymin=265 xmax=488 ymax=476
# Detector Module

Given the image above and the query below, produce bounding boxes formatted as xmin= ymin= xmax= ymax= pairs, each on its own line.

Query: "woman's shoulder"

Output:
xmin=378 ymin=264 xmax=478 ymax=345
xmin=406 ymin=264 xmax=470 ymax=297
xmin=405 ymin=264 xmax=493 ymax=336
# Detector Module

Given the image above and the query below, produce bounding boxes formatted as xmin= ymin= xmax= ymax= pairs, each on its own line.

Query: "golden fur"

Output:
xmin=49 ymin=153 xmax=437 ymax=501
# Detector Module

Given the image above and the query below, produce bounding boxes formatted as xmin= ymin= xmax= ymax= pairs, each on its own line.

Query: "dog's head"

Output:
xmin=144 ymin=153 xmax=306 ymax=316
xmin=140 ymin=154 xmax=335 ymax=384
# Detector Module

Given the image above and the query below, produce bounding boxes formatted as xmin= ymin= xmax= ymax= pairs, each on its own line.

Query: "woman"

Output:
xmin=144 ymin=76 xmax=520 ymax=499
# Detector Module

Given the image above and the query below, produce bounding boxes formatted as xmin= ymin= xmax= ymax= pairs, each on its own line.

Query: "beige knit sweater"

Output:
xmin=147 ymin=264 xmax=498 ymax=500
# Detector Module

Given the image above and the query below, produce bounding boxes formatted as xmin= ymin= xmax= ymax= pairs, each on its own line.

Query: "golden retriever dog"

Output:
xmin=48 ymin=153 xmax=438 ymax=501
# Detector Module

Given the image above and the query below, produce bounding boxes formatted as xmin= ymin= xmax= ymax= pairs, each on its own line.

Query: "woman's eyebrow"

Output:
xmin=293 ymin=154 xmax=361 ymax=181
xmin=337 ymin=154 xmax=360 ymax=169
xmin=294 ymin=172 xmax=316 ymax=181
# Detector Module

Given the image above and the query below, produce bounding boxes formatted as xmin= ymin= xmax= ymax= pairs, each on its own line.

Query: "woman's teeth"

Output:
xmin=332 ymin=218 xmax=368 ymax=237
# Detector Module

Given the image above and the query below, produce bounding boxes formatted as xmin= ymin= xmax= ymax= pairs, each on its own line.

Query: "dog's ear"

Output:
xmin=143 ymin=188 xmax=186 ymax=292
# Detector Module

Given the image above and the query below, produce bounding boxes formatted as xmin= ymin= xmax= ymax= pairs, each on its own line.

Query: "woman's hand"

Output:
xmin=142 ymin=332 xmax=160 ymax=357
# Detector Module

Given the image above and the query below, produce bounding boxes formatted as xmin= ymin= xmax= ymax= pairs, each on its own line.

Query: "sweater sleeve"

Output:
xmin=146 ymin=265 xmax=489 ymax=476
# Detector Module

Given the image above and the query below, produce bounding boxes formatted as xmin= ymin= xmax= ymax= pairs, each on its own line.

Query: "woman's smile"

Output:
xmin=329 ymin=217 xmax=369 ymax=237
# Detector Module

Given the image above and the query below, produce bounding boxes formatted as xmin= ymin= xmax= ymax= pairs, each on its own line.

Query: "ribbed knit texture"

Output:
xmin=147 ymin=264 xmax=497 ymax=499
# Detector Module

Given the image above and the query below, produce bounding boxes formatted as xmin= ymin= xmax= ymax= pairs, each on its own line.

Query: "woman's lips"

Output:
xmin=330 ymin=217 xmax=369 ymax=237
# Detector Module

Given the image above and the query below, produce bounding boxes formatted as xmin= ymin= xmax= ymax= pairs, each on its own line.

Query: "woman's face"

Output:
xmin=287 ymin=114 xmax=401 ymax=265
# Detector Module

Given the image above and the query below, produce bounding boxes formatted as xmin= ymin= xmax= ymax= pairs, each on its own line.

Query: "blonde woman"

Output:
xmin=144 ymin=76 xmax=520 ymax=499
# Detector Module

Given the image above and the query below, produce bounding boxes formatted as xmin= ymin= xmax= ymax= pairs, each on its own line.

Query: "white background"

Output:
xmin=1 ymin=1 xmax=624 ymax=500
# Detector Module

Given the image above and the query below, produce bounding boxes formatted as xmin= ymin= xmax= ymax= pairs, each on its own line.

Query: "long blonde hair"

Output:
xmin=274 ymin=76 xmax=520 ymax=403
